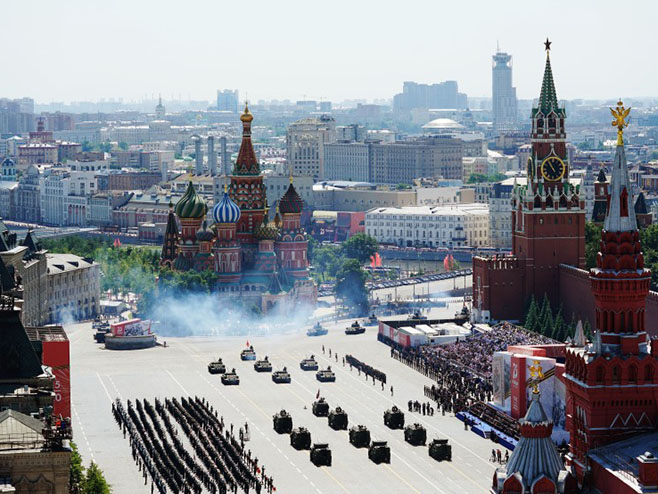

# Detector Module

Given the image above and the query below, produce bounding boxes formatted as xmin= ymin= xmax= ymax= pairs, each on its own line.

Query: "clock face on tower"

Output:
xmin=540 ymin=156 xmax=566 ymax=182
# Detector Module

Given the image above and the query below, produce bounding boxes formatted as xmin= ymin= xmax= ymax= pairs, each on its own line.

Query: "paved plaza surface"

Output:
xmin=68 ymin=305 xmax=494 ymax=494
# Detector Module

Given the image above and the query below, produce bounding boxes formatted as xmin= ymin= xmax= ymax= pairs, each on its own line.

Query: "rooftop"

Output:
xmin=46 ymin=253 xmax=97 ymax=274
xmin=367 ymin=203 xmax=489 ymax=216
xmin=422 ymin=118 xmax=464 ymax=130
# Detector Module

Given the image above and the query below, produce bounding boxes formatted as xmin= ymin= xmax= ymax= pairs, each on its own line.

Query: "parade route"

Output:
xmin=68 ymin=311 xmax=494 ymax=493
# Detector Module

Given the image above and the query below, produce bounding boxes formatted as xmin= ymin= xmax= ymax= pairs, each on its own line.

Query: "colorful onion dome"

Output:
xmin=196 ymin=221 xmax=214 ymax=242
xmin=254 ymin=216 xmax=279 ymax=241
xmin=278 ymin=182 xmax=303 ymax=214
xmin=174 ymin=181 xmax=207 ymax=219
xmin=212 ymin=190 xmax=241 ymax=224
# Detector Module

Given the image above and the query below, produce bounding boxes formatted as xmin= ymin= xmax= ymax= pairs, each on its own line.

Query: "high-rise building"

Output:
xmin=155 ymin=95 xmax=165 ymax=120
xmin=286 ymin=116 xmax=336 ymax=178
xmin=492 ymin=49 xmax=518 ymax=131
xmin=393 ymin=81 xmax=467 ymax=114
xmin=217 ymin=89 xmax=239 ymax=113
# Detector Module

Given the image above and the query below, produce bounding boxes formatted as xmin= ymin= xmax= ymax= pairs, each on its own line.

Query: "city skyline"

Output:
xmin=2 ymin=0 xmax=657 ymax=104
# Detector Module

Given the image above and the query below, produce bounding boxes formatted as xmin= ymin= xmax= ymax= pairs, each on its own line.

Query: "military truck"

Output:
xmin=221 ymin=369 xmax=240 ymax=386
xmin=208 ymin=358 xmax=226 ymax=375
xmin=345 ymin=321 xmax=366 ymax=335
xmin=428 ymin=438 xmax=452 ymax=462
xmin=328 ymin=407 xmax=348 ymax=430
xmin=316 ymin=366 xmax=336 ymax=383
xmin=272 ymin=367 xmax=291 ymax=384
xmin=384 ymin=406 xmax=405 ymax=429
xmin=290 ymin=427 xmax=312 ymax=450
xmin=368 ymin=441 xmax=391 ymax=464
xmin=240 ymin=346 xmax=257 ymax=361
xmin=273 ymin=409 xmax=293 ymax=434
xmin=404 ymin=423 xmax=427 ymax=446
xmin=348 ymin=425 xmax=370 ymax=448
xmin=310 ymin=443 xmax=332 ymax=467
xmin=300 ymin=355 xmax=319 ymax=371
xmin=254 ymin=356 xmax=272 ymax=372
xmin=312 ymin=398 xmax=329 ymax=417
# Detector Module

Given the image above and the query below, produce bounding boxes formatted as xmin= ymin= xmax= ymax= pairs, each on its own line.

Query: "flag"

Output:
xmin=316 ymin=389 xmax=320 ymax=399
xmin=246 ymin=340 xmax=250 ymax=347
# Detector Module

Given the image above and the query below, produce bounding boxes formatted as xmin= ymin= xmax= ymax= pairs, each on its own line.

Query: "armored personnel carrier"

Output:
xmin=384 ymin=406 xmax=405 ymax=429
xmin=312 ymin=398 xmax=329 ymax=417
xmin=428 ymin=438 xmax=452 ymax=462
xmin=345 ymin=321 xmax=365 ymax=335
xmin=368 ymin=441 xmax=391 ymax=464
xmin=328 ymin=407 xmax=348 ymax=430
xmin=93 ymin=319 xmax=111 ymax=343
xmin=365 ymin=314 xmax=378 ymax=326
xmin=254 ymin=356 xmax=272 ymax=372
xmin=310 ymin=443 xmax=332 ymax=467
xmin=272 ymin=367 xmax=291 ymax=384
xmin=273 ymin=409 xmax=293 ymax=434
xmin=208 ymin=358 xmax=226 ymax=374
xmin=404 ymin=423 xmax=427 ymax=446
xmin=307 ymin=322 xmax=328 ymax=336
xmin=221 ymin=369 xmax=240 ymax=386
xmin=290 ymin=427 xmax=312 ymax=450
xmin=316 ymin=366 xmax=336 ymax=383
xmin=300 ymin=355 xmax=319 ymax=371
xmin=240 ymin=346 xmax=257 ymax=361
xmin=348 ymin=425 xmax=370 ymax=448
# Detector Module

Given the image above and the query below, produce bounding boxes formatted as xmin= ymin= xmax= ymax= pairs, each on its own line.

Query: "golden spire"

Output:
xmin=240 ymin=101 xmax=253 ymax=123
xmin=528 ymin=360 xmax=544 ymax=394
xmin=289 ymin=165 xmax=294 ymax=184
xmin=610 ymin=100 xmax=630 ymax=146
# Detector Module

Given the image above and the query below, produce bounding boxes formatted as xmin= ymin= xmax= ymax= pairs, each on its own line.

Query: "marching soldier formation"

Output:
xmin=112 ymin=397 xmax=275 ymax=494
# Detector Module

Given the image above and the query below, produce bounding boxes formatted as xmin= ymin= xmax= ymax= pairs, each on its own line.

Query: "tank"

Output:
xmin=240 ymin=346 xmax=257 ymax=361
xmin=273 ymin=409 xmax=293 ymax=434
xmin=221 ymin=369 xmax=240 ymax=385
xmin=328 ymin=407 xmax=348 ymax=430
xmin=345 ymin=321 xmax=365 ymax=335
xmin=384 ymin=406 xmax=405 ymax=429
xmin=312 ymin=398 xmax=329 ymax=417
xmin=93 ymin=319 xmax=111 ymax=343
xmin=404 ymin=423 xmax=427 ymax=446
xmin=316 ymin=366 xmax=336 ymax=383
xmin=208 ymin=358 xmax=226 ymax=374
xmin=272 ymin=367 xmax=291 ymax=384
xmin=300 ymin=355 xmax=319 ymax=371
xmin=290 ymin=427 xmax=312 ymax=450
xmin=310 ymin=443 xmax=332 ymax=467
xmin=368 ymin=441 xmax=391 ymax=464
xmin=428 ymin=438 xmax=452 ymax=462
xmin=254 ymin=357 xmax=272 ymax=373
xmin=366 ymin=314 xmax=378 ymax=326
xmin=348 ymin=425 xmax=370 ymax=448
xmin=307 ymin=322 xmax=328 ymax=336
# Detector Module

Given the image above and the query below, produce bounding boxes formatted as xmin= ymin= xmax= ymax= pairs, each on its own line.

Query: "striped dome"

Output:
xmin=174 ymin=181 xmax=207 ymax=219
xmin=212 ymin=191 xmax=241 ymax=224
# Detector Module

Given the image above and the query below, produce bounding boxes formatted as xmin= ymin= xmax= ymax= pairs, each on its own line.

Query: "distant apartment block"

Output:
xmin=393 ymin=81 xmax=467 ymax=114
xmin=217 ymin=89 xmax=239 ymax=112
xmin=492 ymin=50 xmax=518 ymax=132
xmin=286 ymin=116 xmax=336 ymax=178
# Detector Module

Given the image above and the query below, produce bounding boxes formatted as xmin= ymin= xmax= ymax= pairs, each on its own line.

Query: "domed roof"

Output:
xmin=240 ymin=103 xmax=253 ymax=123
xmin=212 ymin=190 xmax=241 ymax=224
xmin=254 ymin=216 xmax=279 ymax=241
xmin=174 ymin=181 xmax=207 ymax=219
xmin=196 ymin=222 xmax=214 ymax=242
xmin=279 ymin=182 xmax=303 ymax=214
xmin=1 ymin=157 xmax=15 ymax=167
xmin=422 ymin=118 xmax=464 ymax=130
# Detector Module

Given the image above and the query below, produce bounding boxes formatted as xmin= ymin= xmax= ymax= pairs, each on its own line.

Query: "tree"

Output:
xmin=538 ymin=294 xmax=553 ymax=337
xmin=524 ymin=296 xmax=539 ymax=333
xmin=552 ymin=308 xmax=566 ymax=341
xmin=585 ymin=222 xmax=602 ymax=270
xmin=83 ymin=462 xmax=111 ymax=494
xmin=69 ymin=441 xmax=85 ymax=494
xmin=335 ymin=258 xmax=369 ymax=315
xmin=341 ymin=233 xmax=378 ymax=264
xmin=118 ymin=142 xmax=128 ymax=150
xmin=312 ymin=245 xmax=338 ymax=282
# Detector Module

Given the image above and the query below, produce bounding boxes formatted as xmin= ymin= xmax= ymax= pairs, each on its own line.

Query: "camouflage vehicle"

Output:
xmin=384 ymin=406 xmax=405 ymax=429
xmin=312 ymin=398 xmax=329 ymax=417
xmin=328 ymin=407 xmax=348 ymax=430
xmin=300 ymin=355 xmax=319 ymax=371
xmin=368 ymin=441 xmax=391 ymax=464
xmin=208 ymin=358 xmax=227 ymax=374
xmin=272 ymin=367 xmax=291 ymax=384
xmin=290 ymin=427 xmax=312 ymax=450
xmin=307 ymin=322 xmax=328 ymax=336
xmin=404 ymin=423 xmax=427 ymax=446
xmin=345 ymin=321 xmax=366 ymax=335
xmin=310 ymin=443 xmax=332 ymax=467
xmin=316 ymin=366 xmax=336 ymax=383
xmin=273 ymin=409 xmax=293 ymax=434
xmin=254 ymin=356 xmax=272 ymax=373
xmin=428 ymin=438 xmax=452 ymax=462
xmin=240 ymin=346 xmax=257 ymax=361
xmin=221 ymin=369 xmax=240 ymax=386
xmin=348 ymin=425 xmax=370 ymax=448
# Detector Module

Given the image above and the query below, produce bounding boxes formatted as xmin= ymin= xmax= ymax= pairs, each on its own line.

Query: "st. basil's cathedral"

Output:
xmin=160 ymin=105 xmax=317 ymax=312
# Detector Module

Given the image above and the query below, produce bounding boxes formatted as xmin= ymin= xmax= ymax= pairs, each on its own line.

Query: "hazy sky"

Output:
xmin=2 ymin=0 xmax=656 ymax=104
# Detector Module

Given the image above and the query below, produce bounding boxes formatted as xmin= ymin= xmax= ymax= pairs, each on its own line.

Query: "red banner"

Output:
xmin=42 ymin=340 xmax=71 ymax=419
xmin=510 ymin=355 xmax=526 ymax=420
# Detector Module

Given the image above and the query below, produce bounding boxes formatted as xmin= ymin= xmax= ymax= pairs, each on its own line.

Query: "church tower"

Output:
xmin=173 ymin=181 xmax=207 ymax=269
xmin=511 ymin=39 xmax=586 ymax=307
xmin=212 ymin=186 xmax=242 ymax=288
xmin=275 ymin=177 xmax=309 ymax=280
xmin=564 ymin=102 xmax=658 ymax=482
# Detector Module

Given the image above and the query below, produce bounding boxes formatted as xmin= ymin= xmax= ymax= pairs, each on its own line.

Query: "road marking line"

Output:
xmin=321 ymin=466 xmax=351 ymax=494
xmin=385 ymin=464 xmax=421 ymax=493
xmin=96 ymin=372 xmax=113 ymax=404
xmin=166 ymin=370 xmax=190 ymax=397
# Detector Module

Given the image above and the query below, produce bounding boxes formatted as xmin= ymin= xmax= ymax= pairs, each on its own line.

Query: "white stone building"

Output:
xmin=46 ymin=253 xmax=101 ymax=323
xmin=286 ymin=116 xmax=336 ymax=178
xmin=365 ymin=203 xmax=489 ymax=248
